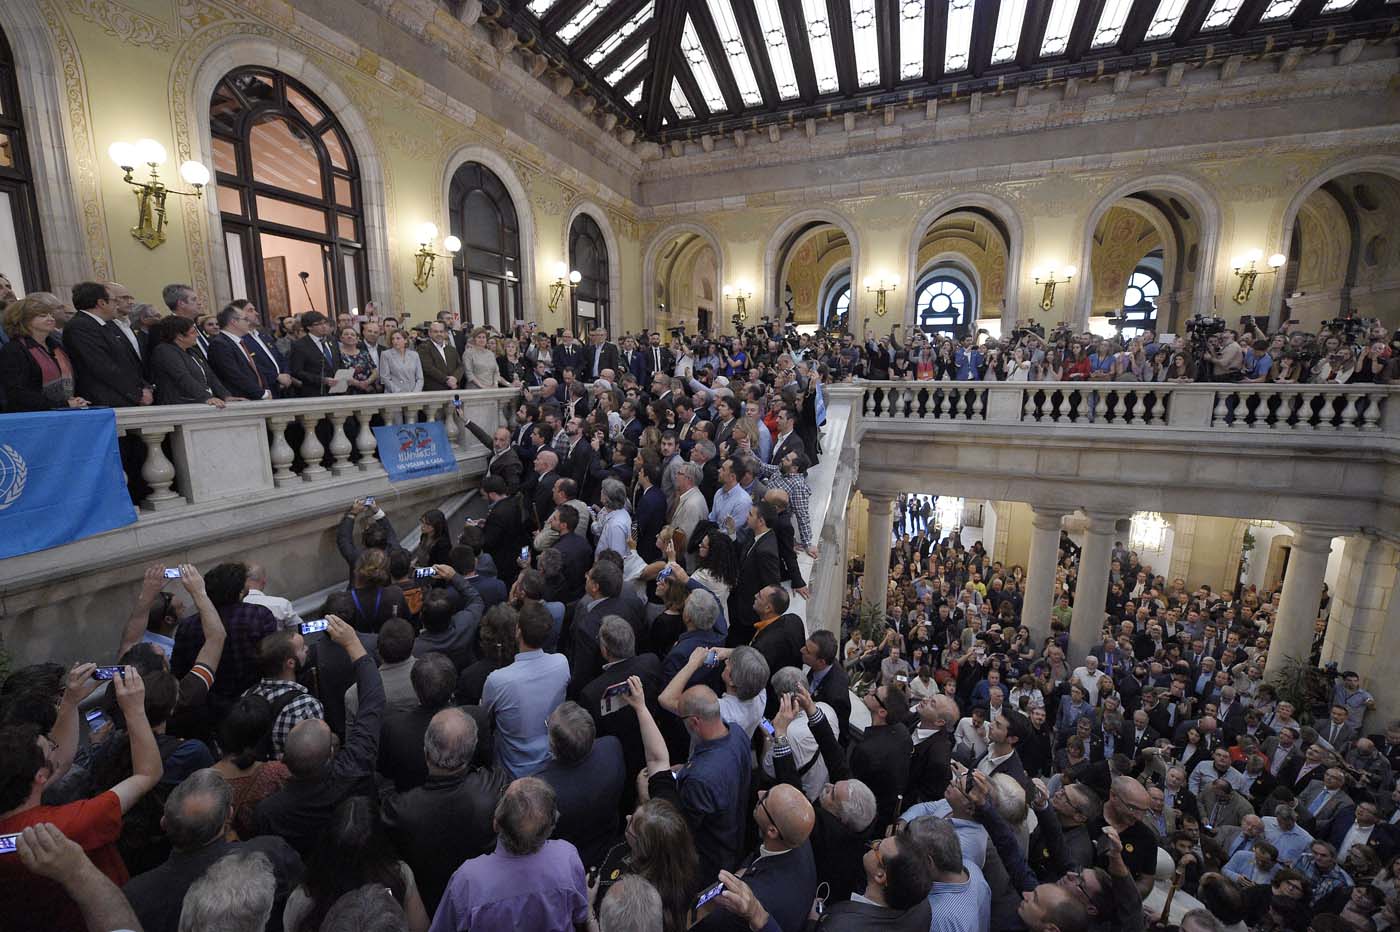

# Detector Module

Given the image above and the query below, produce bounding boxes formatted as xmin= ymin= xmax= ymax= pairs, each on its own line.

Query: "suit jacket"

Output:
xmin=479 ymin=496 xmax=528 ymax=589
xmin=567 ymin=595 xmax=649 ymax=698
xmin=1120 ymin=724 xmax=1161 ymax=759
xmin=635 ymin=485 xmax=667 ymax=563
xmin=288 ymin=334 xmax=344 ymax=397
xmin=810 ymin=664 xmax=851 ymax=745
xmin=243 ymin=332 xmax=291 ymax=397
xmin=63 ymin=311 xmax=145 ymax=407
xmin=981 ymin=747 xmax=1032 ymax=796
xmin=552 ymin=342 xmax=584 ymax=379
xmin=464 ymin=422 xmax=524 ymax=494
xmin=550 ymin=532 xmax=593 ymax=603
xmin=530 ymin=470 xmax=560 ymax=530
xmin=151 ymin=342 xmax=229 ymax=405
xmin=850 ymin=723 xmax=913 ymax=832
xmin=207 ymin=332 xmax=267 ymax=399
xmin=1298 ymin=781 xmax=1355 ymax=838
xmin=1319 ymin=721 xmax=1358 ymax=755
xmin=536 ymin=736 xmax=626 ymax=870
xmin=1279 ymin=758 xmax=1327 ymax=796
xmin=582 ymin=341 xmax=621 ymax=382
xmin=417 ymin=340 xmax=463 ymax=392
xmin=1328 ymin=811 xmax=1399 ymax=862
xmin=577 ymin=654 xmax=664 ymax=791
xmin=639 ymin=345 xmax=674 ymax=384
xmin=906 ymin=728 xmax=954 ymax=805
xmin=727 ymin=530 xmax=783 ymax=647
xmin=750 ymin=614 xmax=806 ymax=683
xmin=694 ymin=842 xmax=817 ymax=932
xmin=818 ymin=899 xmax=932 ymax=932
xmin=771 ymin=509 xmax=807 ymax=589
xmin=123 ymin=836 xmax=303 ymax=932
xmin=769 ymin=431 xmax=805 ymax=466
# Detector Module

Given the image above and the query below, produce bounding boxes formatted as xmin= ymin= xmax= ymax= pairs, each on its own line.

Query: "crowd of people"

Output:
xmin=2 ymin=283 xmax=1399 ymax=932
xmin=3 ymin=273 xmax=1399 ymax=415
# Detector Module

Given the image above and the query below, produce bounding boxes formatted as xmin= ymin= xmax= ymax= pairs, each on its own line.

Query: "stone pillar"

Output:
xmin=1025 ymin=507 xmax=1069 ymax=646
xmin=1263 ymin=525 xmax=1337 ymax=679
xmin=862 ymin=493 xmax=895 ymax=618
xmin=1068 ymin=511 xmax=1119 ymax=666
xmin=1319 ymin=535 xmax=1398 ymax=732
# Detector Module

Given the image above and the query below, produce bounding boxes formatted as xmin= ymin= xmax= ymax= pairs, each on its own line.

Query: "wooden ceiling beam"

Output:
xmin=643 ymin=0 xmax=687 ymax=134
xmin=779 ymin=0 xmax=821 ymax=101
xmin=729 ymin=0 xmax=782 ymax=107
xmin=571 ymin=0 xmax=651 ymax=59
xmin=825 ymin=0 xmax=860 ymax=95
xmin=686 ymin=0 xmax=746 ymax=113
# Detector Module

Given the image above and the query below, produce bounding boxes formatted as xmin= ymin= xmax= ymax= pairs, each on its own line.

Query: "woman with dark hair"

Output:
xmin=348 ymin=549 xmax=410 ymax=633
xmin=414 ymin=509 xmax=452 ymax=567
xmin=455 ymin=603 xmax=518 ymax=705
xmin=594 ymin=799 xmax=698 ymax=932
xmin=210 ymin=694 xmax=290 ymax=838
xmin=150 ymin=314 xmax=231 ymax=406
xmin=690 ymin=529 xmax=739 ymax=608
xmin=282 ymin=796 xmax=430 ymax=932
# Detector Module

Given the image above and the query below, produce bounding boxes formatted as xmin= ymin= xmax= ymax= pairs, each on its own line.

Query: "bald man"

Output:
xmin=528 ymin=448 xmax=560 ymax=530
xmin=908 ymin=694 xmax=960 ymax=805
xmin=1095 ymin=775 xmax=1161 ymax=889
xmin=252 ymin=615 xmax=383 ymax=858
xmin=694 ymin=783 xmax=817 ymax=931
xmin=242 ymin=562 xmax=303 ymax=629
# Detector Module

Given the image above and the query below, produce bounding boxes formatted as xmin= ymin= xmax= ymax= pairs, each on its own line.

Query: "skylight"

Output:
xmin=559 ymin=0 xmax=611 ymax=44
xmin=1091 ymin=0 xmax=1135 ymax=47
xmin=605 ymin=44 xmax=648 ymax=85
xmin=1321 ymin=0 xmax=1360 ymax=9
xmin=705 ymin=0 xmax=764 ymax=106
xmin=898 ymin=0 xmax=926 ymax=79
xmin=585 ymin=3 xmax=653 ymax=67
xmin=990 ymin=0 xmax=1030 ymax=64
xmin=527 ymin=0 xmax=558 ymax=16
xmin=1201 ymin=0 xmax=1244 ymax=30
xmin=624 ymin=85 xmax=643 ymax=106
xmin=670 ymin=77 xmax=695 ymax=120
xmin=753 ymin=0 xmax=801 ymax=99
xmin=1145 ymin=0 xmax=1191 ymax=39
xmin=1039 ymin=0 xmax=1082 ymax=57
xmin=945 ymin=0 xmax=975 ymax=72
xmin=800 ymin=0 xmax=841 ymax=93
xmin=1259 ymin=0 xmax=1303 ymax=18
xmin=849 ymin=0 xmax=882 ymax=87
xmin=681 ymin=15 xmax=728 ymax=111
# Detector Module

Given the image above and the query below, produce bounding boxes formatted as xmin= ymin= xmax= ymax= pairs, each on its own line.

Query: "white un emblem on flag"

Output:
xmin=0 ymin=444 xmax=28 ymax=510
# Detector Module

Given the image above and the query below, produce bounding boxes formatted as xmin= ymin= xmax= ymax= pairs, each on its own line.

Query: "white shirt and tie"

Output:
xmin=112 ymin=317 xmax=142 ymax=358
xmin=1339 ymin=822 xmax=1374 ymax=860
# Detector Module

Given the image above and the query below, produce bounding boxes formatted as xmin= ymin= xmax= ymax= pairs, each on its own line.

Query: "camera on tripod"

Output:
xmin=1184 ymin=314 xmax=1226 ymax=338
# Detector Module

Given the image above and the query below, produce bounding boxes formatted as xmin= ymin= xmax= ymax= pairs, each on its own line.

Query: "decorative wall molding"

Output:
xmin=64 ymin=0 xmax=174 ymax=50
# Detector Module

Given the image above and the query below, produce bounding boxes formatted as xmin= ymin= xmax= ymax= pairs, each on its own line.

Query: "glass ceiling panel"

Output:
xmin=1091 ymin=0 xmax=1135 ymax=47
xmin=800 ymin=0 xmax=842 ymax=93
xmin=585 ymin=3 xmax=654 ymax=67
xmin=1260 ymin=0 xmax=1303 ymax=18
xmin=705 ymin=0 xmax=764 ymax=106
xmin=1201 ymin=0 xmax=1244 ymax=29
xmin=624 ymin=85 xmax=643 ymax=106
xmin=1145 ymin=0 xmax=1191 ymax=39
xmin=527 ymin=0 xmax=558 ymax=16
xmin=681 ymin=15 xmax=729 ymax=111
xmin=605 ymin=44 xmax=648 ymax=85
xmin=753 ymin=0 xmax=801 ymax=99
xmin=898 ymin=0 xmax=927 ymax=79
xmin=945 ymin=0 xmax=975 ymax=72
xmin=670 ymin=77 xmax=695 ymax=120
xmin=849 ymin=0 xmax=882 ymax=87
xmin=559 ymin=0 xmax=611 ymax=44
xmin=1039 ymin=0 xmax=1082 ymax=56
xmin=990 ymin=0 xmax=1030 ymax=64
xmin=1321 ymin=0 xmax=1359 ymax=9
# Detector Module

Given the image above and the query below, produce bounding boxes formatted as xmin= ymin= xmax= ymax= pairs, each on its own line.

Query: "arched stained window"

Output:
xmin=449 ymin=163 xmax=521 ymax=332
xmin=211 ymin=67 xmax=367 ymax=323
xmin=569 ymin=213 xmax=610 ymax=334
xmin=0 ymin=26 xmax=47 ymax=295
xmin=915 ymin=275 xmax=972 ymax=338
xmin=1118 ymin=269 xmax=1161 ymax=338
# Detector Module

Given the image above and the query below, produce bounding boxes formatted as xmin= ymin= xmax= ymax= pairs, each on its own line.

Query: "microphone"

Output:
xmin=298 ymin=271 xmax=316 ymax=311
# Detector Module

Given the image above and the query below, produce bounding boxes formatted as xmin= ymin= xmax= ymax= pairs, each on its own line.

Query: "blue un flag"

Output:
xmin=0 ymin=409 xmax=139 ymax=559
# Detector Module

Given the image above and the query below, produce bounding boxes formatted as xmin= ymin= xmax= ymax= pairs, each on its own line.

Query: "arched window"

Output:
xmin=1118 ymin=269 xmax=1160 ymax=338
xmin=569 ymin=213 xmax=609 ymax=334
xmin=0 ymin=26 xmax=47 ymax=295
xmin=449 ymin=163 xmax=521 ymax=332
xmin=823 ymin=272 xmax=851 ymax=329
xmin=210 ymin=67 xmax=367 ymax=324
xmin=915 ymin=275 xmax=972 ymax=338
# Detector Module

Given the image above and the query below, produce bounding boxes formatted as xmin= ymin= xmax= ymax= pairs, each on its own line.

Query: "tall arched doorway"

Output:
xmin=447 ymin=161 xmax=522 ymax=332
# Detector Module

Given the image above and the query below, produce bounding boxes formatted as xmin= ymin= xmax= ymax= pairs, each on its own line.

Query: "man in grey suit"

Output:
xmin=1319 ymin=704 xmax=1359 ymax=756
xmin=1298 ymin=767 xmax=1356 ymax=840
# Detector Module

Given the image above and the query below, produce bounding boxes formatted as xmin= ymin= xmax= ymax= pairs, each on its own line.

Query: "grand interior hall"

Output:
xmin=1 ymin=1 xmax=1399 ymax=930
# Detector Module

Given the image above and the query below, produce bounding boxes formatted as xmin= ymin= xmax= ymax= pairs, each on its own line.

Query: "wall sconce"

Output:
xmin=722 ymin=282 xmax=752 ymax=323
xmin=1033 ymin=265 xmax=1077 ymax=311
xmin=411 ymin=223 xmax=461 ymax=292
xmin=108 ymin=139 xmax=209 ymax=250
xmin=863 ymin=274 xmax=899 ymax=316
xmin=549 ymin=261 xmax=581 ymax=313
xmin=1231 ymin=249 xmax=1286 ymax=304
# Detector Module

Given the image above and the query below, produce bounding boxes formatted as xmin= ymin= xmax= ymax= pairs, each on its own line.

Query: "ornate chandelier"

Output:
xmin=1129 ymin=511 xmax=1168 ymax=552
xmin=935 ymin=496 xmax=963 ymax=531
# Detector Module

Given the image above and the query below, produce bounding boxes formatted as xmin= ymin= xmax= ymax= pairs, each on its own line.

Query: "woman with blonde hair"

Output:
xmin=1 ymin=292 xmax=89 ymax=411
xmin=463 ymin=326 xmax=512 ymax=389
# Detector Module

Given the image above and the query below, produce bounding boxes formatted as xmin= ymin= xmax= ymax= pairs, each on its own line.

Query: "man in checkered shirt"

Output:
xmin=244 ymin=628 xmax=325 ymax=760
xmin=755 ymin=450 xmax=816 ymax=556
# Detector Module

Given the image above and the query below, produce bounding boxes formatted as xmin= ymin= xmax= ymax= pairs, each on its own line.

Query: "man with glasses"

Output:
xmin=815 ymin=831 xmax=932 ymax=930
xmin=852 ymin=683 xmax=913 ymax=833
xmin=1091 ymin=776 xmax=1160 ymax=888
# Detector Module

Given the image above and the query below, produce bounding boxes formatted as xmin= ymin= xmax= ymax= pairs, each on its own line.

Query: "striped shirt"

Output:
xmin=927 ymin=859 xmax=992 ymax=932
xmin=755 ymin=461 xmax=814 ymax=547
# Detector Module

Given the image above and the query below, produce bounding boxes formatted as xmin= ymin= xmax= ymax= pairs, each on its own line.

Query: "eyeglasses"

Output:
xmin=1059 ymin=872 xmax=1091 ymax=904
xmin=758 ymin=793 xmax=792 ymax=847
xmin=1054 ymin=787 xmax=1088 ymax=818
xmin=867 ymin=837 xmax=886 ymax=870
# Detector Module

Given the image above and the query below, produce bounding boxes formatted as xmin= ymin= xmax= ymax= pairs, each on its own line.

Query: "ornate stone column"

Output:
xmin=862 ymin=493 xmax=896 ymax=618
xmin=1024 ymin=507 xmax=1069 ymax=645
xmin=1263 ymin=525 xmax=1338 ymax=679
xmin=1068 ymin=511 xmax=1119 ymax=666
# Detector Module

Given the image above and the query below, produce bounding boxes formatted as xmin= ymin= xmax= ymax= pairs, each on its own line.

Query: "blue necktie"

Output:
xmin=321 ymin=340 xmax=332 ymax=367
xmin=1309 ymin=790 xmax=1330 ymax=816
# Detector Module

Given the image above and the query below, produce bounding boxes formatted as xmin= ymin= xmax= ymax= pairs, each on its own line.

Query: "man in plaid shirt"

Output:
xmin=245 ymin=628 xmax=325 ymax=760
xmin=172 ymin=562 xmax=279 ymax=709
xmin=755 ymin=450 xmax=816 ymax=556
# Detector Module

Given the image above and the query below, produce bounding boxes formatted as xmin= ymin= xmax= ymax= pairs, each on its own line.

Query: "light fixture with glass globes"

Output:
xmin=722 ymin=282 xmax=752 ymax=323
xmin=934 ymin=496 xmax=964 ymax=532
xmin=1129 ymin=511 xmax=1169 ymax=553
xmin=1231 ymin=249 xmax=1287 ymax=304
xmin=108 ymin=138 xmax=210 ymax=249
xmin=1033 ymin=264 xmax=1077 ymax=311
xmin=863 ymin=274 xmax=899 ymax=317
xmin=549 ymin=261 xmax=582 ymax=313
xmin=411 ymin=222 xmax=461 ymax=292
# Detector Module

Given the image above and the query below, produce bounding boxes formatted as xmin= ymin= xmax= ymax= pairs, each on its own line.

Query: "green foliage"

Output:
xmin=1267 ymin=653 xmax=1326 ymax=725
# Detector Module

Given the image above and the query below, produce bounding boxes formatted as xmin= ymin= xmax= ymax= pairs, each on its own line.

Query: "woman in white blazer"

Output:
xmin=379 ymin=329 xmax=423 ymax=393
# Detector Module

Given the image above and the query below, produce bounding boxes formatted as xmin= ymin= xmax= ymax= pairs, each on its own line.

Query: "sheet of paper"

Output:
xmin=329 ymin=367 xmax=354 ymax=394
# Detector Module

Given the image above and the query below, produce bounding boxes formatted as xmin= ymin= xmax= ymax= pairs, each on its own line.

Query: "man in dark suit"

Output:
xmin=472 ymin=477 xmax=528 ymax=588
xmin=765 ymin=488 xmax=808 ymax=594
xmin=566 ymin=561 xmax=647 ymax=697
xmin=418 ymin=321 xmax=463 ymax=391
xmin=547 ymin=506 xmax=592 ymax=603
xmin=802 ymin=631 xmax=851 ymax=744
xmin=162 ymin=282 xmax=211 ymax=359
xmin=851 ymin=684 xmax=913 ymax=832
xmin=1329 ymin=801 xmax=1398 ymax=863
xmin=634 ymin=463 xmax=667 ymax=563
xmin=241 ymin=306 xmax=295 ymax=396
xmin=556 ymin=417 xmax=593 ymax=491
xmin=207 ymin=303 xmax=270 ymax=399
xmin=748 ymin=585 xmax=806 ymax=683
xmin=979 ymin=710 xmax=1033 ymax=796
xmin=1121 ymin=709 xmax=1161 ymax=759
xmin=581 ymin=327 xmax=620 ymax=381
xmin=639 ymin=331 xmax=674 ymax=384
xmin=64 ymin=281 xmax=151 ymax=407
xmin=727 ymin=501 xmax=784 ymax=648
xmin=1320 ymin=704 xmax=1359 ymax=755
xmin=768 ymin=405 xmax=806 ymax=466
xmin=1298 ymin=768 xmax=1355 ymax=839
xmin=463 ymin=420 xmax=524 ymax=494
xmin=577 ymin=618 xmax=663 ymax=792
xmin=525 ymin=450 xmax=561 ymax=532
xmin=287 ymin=310 xmax=343 ymax=397
xmin=906 ymin=694 xmax=957 ymax=805
xmin=552 ymin=330 xmax=584 ymax=381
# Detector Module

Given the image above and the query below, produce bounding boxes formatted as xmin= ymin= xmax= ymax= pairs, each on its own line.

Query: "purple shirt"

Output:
xmin=429 ymin=839 xmax=588 ymax=932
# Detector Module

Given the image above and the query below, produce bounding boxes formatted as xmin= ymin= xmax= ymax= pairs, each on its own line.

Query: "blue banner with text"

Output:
xmin=373 ymin=421 xmax=459 ymax=482
xmin=0 ymin=409 xmax=139 ymax=559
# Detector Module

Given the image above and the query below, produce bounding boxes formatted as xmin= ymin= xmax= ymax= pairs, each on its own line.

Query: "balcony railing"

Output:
xmin=855 ymin=381 xmax=1397 ymax=434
